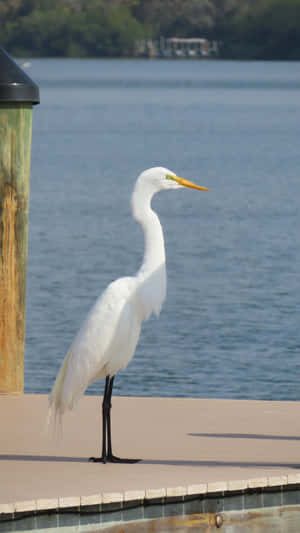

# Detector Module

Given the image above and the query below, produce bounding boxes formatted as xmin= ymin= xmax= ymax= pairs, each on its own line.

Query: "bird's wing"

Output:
xmin=49 ymin=276 xmax=140 ymax=415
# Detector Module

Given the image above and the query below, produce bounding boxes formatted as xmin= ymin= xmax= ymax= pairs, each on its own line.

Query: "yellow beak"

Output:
xmin=167 ymin=174 xmax=209 ymax=191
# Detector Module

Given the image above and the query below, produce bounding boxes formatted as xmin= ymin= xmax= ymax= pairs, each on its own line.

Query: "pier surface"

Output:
xmin=1 ymin=394 xmax=300 ymax=516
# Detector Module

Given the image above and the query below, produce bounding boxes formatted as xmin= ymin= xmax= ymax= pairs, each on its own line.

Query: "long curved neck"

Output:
xmin=131 ymin=182 xmax=166 ymax=277
xmin=131 ymin=181 xmax=167 ymax=318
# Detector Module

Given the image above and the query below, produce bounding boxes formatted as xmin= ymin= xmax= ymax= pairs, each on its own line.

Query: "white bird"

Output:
xmin=49 ymin=167 xmax=209 ymax=463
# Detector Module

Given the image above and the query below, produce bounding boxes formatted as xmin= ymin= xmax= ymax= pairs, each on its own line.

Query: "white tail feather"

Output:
xmin=48 ymin=349 xmax=73 ymax=434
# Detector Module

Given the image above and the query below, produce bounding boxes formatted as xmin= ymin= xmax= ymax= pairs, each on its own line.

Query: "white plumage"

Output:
xmin=49 ymin=167 xmax=208 ymax=462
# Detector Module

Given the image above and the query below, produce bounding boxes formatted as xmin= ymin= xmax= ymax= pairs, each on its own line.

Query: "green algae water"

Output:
xmin=2 ymin=502 xmax=300 ymax=532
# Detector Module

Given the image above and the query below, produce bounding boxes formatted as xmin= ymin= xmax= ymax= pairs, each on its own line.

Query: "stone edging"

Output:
xmin=1 ymin=473 xmax=300 ymax=521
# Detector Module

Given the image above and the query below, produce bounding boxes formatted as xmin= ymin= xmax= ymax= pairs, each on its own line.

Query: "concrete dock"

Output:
xmin=1 ymin=394 xmax=300 ymax=519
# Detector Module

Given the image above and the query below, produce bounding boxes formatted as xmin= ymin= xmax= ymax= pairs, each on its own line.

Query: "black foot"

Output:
xmin=89 ymin=455 xmax=140 ymax=464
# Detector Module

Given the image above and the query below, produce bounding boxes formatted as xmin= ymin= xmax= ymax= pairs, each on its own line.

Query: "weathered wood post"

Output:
xmin=0 ymin=48 xmax=39 ymax=393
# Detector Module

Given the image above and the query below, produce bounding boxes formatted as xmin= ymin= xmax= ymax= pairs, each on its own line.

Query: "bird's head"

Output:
xmin=137 ymin=167 xmax=209 ymax=194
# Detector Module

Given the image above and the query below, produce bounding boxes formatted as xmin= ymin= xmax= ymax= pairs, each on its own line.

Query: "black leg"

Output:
xmin=89 ymin=376 xmax=110 ymax=463
xmin=106 ymin=375 xmax=114 ymax=458
xmin=89 ymin=375 xmax=140 ymax=464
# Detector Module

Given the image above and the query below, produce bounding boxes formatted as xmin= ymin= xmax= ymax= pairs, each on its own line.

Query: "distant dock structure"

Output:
xmin=135 ymin=37 xmax=219 ymax=59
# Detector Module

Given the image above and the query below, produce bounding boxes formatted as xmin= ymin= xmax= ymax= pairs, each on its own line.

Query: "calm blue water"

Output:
xmin=25 ymin=59 xmax=300 ymax=400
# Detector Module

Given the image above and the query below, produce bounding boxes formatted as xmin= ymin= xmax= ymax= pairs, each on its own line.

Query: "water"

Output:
xmin=24 ymin=59 xmax=300 ymax=400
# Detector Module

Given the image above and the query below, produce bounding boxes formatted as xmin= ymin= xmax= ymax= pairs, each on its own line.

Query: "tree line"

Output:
xmin=1 ymin=0 xmax=300 ymax=59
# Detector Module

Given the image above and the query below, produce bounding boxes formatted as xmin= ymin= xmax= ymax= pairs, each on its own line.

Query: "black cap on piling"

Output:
xmin=0 ymin=47 xmax=40 ymax=104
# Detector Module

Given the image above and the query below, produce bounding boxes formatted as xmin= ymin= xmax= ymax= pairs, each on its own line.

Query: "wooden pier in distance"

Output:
xmin=135 ymin=37 xmax=219 ymax=58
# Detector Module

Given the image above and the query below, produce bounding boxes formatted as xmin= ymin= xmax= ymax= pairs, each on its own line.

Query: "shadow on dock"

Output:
xmin=0 ymin=454 xmax=299 ymax=469
xmin=189 ymin=433 xmax=300 ymax=441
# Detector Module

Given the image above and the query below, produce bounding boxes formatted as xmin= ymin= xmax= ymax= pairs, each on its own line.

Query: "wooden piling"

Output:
xmin=0 ymin=104 xmax=33 ymax=393
xmin=0 ymin=47 xmax=39 ymax=394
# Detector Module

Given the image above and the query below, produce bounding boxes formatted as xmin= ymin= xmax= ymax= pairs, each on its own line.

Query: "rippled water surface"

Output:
xmin=25 ymin=59 xmax=300 ymax=400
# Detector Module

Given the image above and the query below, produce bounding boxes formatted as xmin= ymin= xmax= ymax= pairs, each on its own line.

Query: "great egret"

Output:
xmin=49 ymin=167 xmax=209 ymax=463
